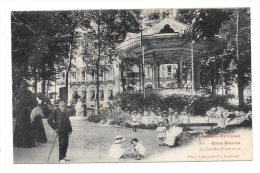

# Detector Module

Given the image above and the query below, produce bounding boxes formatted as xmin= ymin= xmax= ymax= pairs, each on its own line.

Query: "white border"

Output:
xmin=1 ymin=1 xmax=259 ymax=173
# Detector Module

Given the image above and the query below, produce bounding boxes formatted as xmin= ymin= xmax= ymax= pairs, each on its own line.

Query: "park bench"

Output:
xmin=175 ymin=123 xmax=219 ymax=146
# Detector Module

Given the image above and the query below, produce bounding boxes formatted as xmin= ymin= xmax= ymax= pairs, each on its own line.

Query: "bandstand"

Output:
xmin=117 ymin=18 xmax=226 ymax=96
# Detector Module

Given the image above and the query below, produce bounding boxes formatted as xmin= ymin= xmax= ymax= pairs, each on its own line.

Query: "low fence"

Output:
xmin=129 ymin=87 xmax=211 ymax=96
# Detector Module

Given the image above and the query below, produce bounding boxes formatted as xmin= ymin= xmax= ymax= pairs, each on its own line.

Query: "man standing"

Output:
xmin=48 ymin=99 xmax=72 ymax=163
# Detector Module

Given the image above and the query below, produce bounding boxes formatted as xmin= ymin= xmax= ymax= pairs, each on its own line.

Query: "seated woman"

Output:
xmin=164 ymin=113 xmax=183 ymax=148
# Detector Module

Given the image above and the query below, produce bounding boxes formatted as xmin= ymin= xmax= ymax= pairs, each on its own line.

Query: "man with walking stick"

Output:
xmin=48 ymin=99 xmax=72 ymax=163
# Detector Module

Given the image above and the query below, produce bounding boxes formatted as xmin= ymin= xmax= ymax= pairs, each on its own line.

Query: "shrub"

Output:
xmin=115 ymin=92 xmax=230 ymax=116
xmin=125 ymin=122 xmax=132 ymax=128
xmin=88 ymin=115 xmax=102 ymax=123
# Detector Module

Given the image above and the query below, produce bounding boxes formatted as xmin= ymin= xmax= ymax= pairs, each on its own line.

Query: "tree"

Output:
xmin=219 ymin=9 xmax=251 ymax=108
xmin=81 ymin=10 xmax=141 ymax=114
xmin=182 ymin=9 xmax=232 ymax=41
xmin=175 ymin=9 xmax=196 ymax=24
xmin=176 ymin=8 xmax=251 ymax=108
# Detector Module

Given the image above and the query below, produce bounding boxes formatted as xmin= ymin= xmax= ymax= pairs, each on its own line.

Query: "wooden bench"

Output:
xmin=177 ymin=123 xmax=218 ymax=131
xmin=175 ymin=123 xmax=219 ymax=145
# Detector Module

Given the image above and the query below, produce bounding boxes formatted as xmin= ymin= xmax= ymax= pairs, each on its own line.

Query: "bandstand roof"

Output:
xmin=117 ymin=18 xmax=226 ymax=65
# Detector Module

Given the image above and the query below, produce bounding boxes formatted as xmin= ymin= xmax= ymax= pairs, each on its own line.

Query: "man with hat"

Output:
xmin=48 ymin=99 xmax=72 ymax=163
xmin=109 ymin=135 xmax=126 ymax=159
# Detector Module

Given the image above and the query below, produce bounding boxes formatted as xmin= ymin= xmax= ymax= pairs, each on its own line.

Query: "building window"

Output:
xmin=91 ymin=71 xmax=95 ymax=80
xmin=82 ymin=71 xmax=85 ymax=81
xmin=62 ymin=72 xmax=65 ymax=80
xmin=167 ymin=65 xmax=172 ymax=76
xmin=99 ymin=90 xmax=104 ymax=101
xmin=108 ymin=90 xmax=113 ymax=100
xmin=72 ymin=90 xmax=79 ymax=100
xmin=72 ymin=72 xmax=76 ymax=79
xmin=90 ymin=90 xmax=95 ymax=101
xmin=82 ymin=89 xmax=86 ymax=100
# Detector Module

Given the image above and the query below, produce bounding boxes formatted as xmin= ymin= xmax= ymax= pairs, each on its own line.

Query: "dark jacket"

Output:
xmin=48 ymin=108 xmax=72 ymax=133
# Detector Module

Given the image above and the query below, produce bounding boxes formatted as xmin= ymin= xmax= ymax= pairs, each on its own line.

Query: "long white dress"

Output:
xmin=164 ymin=126 xmax=183 ymax=146
xmin=164 ymin=116 xmax=183 ymax=146
xmin=109 ymin=143 xmax=124 ymax=159
xmin=75 ymin=101 xmax=84 ymax=117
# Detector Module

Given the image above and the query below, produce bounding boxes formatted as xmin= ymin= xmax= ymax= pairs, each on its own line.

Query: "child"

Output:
xmin=109 ymin=135 xmax=126 ymax=159
xmin=162 ymin=111 xmax=170 ymax=130
xmin=156 ymin=121 xmax=167 ymax=146
xmin=131 ymin=110 xmax=140 ymax=132
xmin=131 ymin=138 xmax=146 ymax=160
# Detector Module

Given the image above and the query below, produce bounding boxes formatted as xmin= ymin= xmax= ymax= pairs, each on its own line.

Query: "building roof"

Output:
xmin=123 ymin=17 xmax=188 ymax=42
xmin=142 ymin=17 xmax=188 ymax=35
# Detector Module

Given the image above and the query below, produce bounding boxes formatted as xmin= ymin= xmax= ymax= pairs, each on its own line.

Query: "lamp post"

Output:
xmin=140 ymin=13 xmax=145 ymax=98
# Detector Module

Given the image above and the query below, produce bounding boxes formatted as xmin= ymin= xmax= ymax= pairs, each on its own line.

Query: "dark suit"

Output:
xmin=48 ymin=108 xmax=72 ymax=160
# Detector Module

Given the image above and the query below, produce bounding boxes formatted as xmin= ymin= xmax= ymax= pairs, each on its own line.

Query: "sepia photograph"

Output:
xmin=9 ymin=7 xmax=255 ymax=164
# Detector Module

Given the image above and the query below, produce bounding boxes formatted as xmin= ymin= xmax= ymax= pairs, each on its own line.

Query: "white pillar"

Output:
xmin=76 ymin=70 xmax=78 ymax=82
xmin=112 ymin=69 xmax=114 ymax=81
xmin=179 ymin=60 xmax=183 ymax=87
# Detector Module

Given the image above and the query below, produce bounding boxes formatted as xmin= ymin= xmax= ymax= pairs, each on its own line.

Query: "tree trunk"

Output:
xmin=42 ymin=79 xmax=46 ymax=95
xmin=210 ymin=79 xmax=215 ymax=94
xmin=96 ymin=64 xmax=100 ymax=116
xmin=33 ymin=67 xmax=37 ymax=94
xmin=96 ymin=13 xmax=101 ymax=116
xmin=46 ymin=79 xmax=50 ymax=97
xmin=120 ymin=67 xmax=126 ymax=92
xmin=65 ymin=41 xmax=73 ymax=103
xmin=237 ymin=74 xmax=244 ymax=110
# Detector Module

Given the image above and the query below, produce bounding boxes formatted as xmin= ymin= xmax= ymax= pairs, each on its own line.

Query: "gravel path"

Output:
xmin=13 ymin=117 xmax=252 ymax=163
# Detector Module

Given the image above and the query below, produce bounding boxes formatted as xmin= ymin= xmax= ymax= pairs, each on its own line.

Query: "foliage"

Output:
xmin=182 ymin=9 xmax=232 ymax=41
xmin=115 ymin=92 xmax=230 ymax=115
xmin=88 ymin=115 xmax=102 ymax=123
xmin=175 ymin=9 xmax=196 ymax=24
xmin=80 ymin=10 xmax=141 ymax=112
xmin=176 ymin=8 xmax=251 ymax=108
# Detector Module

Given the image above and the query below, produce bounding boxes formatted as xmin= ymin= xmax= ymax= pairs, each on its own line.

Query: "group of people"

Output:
xmin=206 ymin=106 xmax=252 ymax=126
xmin=156 ymin=111 xmax=183 ymax=147
xmin=13 ymin=88 xmax=48 ymax=148
xmin=109 ymin=135 xmax=146 ymax=160
xmin=130 ymin=109 xmax=184 ymax=147
xmin=13 ymin=87 xmax=72 ymax=164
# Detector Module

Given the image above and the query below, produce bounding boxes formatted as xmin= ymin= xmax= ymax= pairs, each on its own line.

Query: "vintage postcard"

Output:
xmin=10 ymin=7 xmax=253 ymax=164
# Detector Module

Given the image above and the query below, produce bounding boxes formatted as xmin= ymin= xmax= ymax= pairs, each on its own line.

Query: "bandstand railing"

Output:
xmin=129 ymin=87 xmax=211 ymax=96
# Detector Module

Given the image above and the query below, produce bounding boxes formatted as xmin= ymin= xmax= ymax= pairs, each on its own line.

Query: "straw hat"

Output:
xmin=114 ymin=135 xmax=126 ymax=144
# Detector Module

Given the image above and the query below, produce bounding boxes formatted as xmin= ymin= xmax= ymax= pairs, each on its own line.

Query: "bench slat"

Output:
xmin=177 ymin=123 xmax=218 ymax=127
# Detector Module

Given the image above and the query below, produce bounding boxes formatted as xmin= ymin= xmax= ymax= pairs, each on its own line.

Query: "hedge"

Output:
xmin=114 ymin=92 xmax=231 ymax=115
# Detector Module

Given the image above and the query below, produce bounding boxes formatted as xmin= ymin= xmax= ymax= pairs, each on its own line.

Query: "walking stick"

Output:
xmin=47 ymin=132 xmax=58 ymax=162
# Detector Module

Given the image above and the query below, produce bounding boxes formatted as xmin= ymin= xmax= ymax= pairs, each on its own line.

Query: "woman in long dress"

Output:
xmin=13 ymin=88 xmax=38 ymax=148
xmin=75 ymin=100 xmax=84 ymax=117
xmin=164 ymin=113 xmax=183 ymax=147
xmin=30 ymin=97 xmax=48 ymax=143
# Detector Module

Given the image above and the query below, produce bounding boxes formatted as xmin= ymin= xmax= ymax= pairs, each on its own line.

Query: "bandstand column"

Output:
xmin=179 ymin=60 xmax=183 ymax=88
xmin=138 ymin=63 xmax=142 ymax=91
xmin=153 ymin=53 xmax=157 ymax=90
xmin=157 ymin=62 xmax=160 ymax=89
xmin=194 ymin=56 xmax=201 ymax=90
xmin=124 ymin=61 xmax=128 ymax=92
